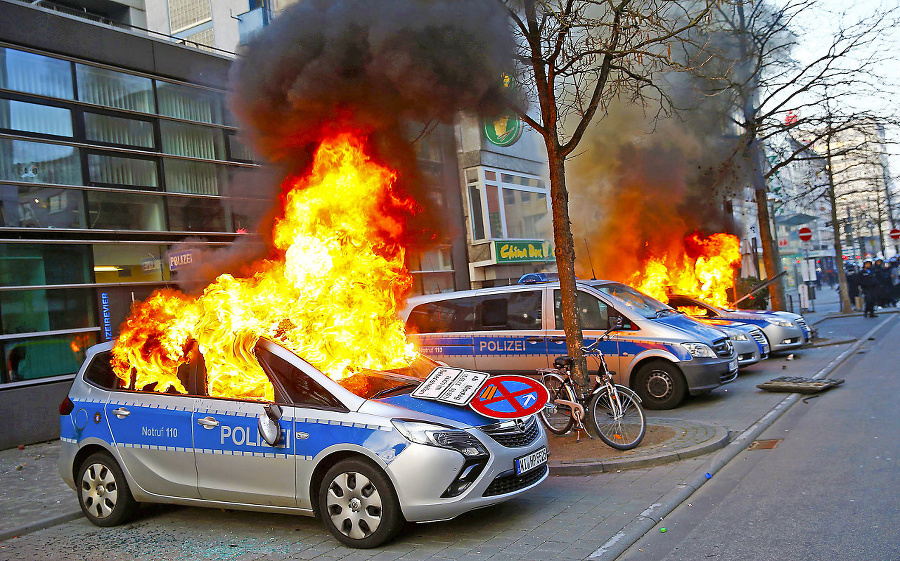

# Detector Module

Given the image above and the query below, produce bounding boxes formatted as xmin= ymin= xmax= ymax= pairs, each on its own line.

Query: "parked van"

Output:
xmin=401 ymin=280 xmax=738 ymax=410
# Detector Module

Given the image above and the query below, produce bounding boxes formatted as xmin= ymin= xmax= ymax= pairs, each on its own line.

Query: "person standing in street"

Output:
xmin=859 ymin=260 xmax=879 ymax=317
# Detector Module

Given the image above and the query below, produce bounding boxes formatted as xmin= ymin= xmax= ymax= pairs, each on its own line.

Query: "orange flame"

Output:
xmin=628 ymin=232 xmax=741 ymax=308
xmin=111 ymin=133 xmax=417 ymax=400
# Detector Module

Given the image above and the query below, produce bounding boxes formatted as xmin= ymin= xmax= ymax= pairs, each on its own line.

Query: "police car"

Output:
xmin=58 ymin=339 xmax=548 ymax=548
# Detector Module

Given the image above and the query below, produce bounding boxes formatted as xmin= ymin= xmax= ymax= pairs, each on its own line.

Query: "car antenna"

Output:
xmin=584 ymin=238 xmax=597 ymax=280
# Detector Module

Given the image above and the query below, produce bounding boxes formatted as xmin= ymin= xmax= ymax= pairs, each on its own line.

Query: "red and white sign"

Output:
xmin=798 ymin=227 xmax=813 ymax=242
xmin=891 ymin=228 xmax=900 ymax=240
xmin=469 ymin=375 xmax=549 ymax=419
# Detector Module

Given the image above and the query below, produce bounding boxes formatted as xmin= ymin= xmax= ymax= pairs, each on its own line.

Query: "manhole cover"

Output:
xmin=757 ymin=377 xmax=844 ymax=394
xmin=748 ymin=439 xmax=782 ymax=450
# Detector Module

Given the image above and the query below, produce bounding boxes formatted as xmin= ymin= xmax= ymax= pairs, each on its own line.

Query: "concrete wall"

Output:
xmin=0 ymin=380 xmax=71 ymax=449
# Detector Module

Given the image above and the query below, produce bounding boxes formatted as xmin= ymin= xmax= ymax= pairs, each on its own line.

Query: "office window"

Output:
xmin=2 ymin=332 xmax=96 ymax=384
xmin=163 ymin=159 xmax=220 ymax=195
xmin=485 ymin=184 xmax=503 ymax=238
xmin=0 ymin=99 xmax=73 ymax=137
xmin=168 ymin=0 xmax=212 ymax=33
xmin=0 ymin=287 xmax=95 ymax=335
xmin=0 ymin=185 xmax=86 ymax=229
xmin=167 ymin=196 xmax=226 ymax=232
xmin=88 ymin=153 xmax=158 ymax=188
xmin=156 ymin=81 xmax=223 ymax=125
xmin=503 ymin=188 xmax=548 ymax=239
xmin=0 ymin=244 xmax=91 ymax=287
xmin=0 ymin=138 xmax=82 ymax=186
xmin=84 ymin=112 xmax=154 ymax=148
xmin=160 ymin=121 xmax=224 ymax=160
xmin=86 ymin=190 xmax=166 ymax=231
xmin=75 ymin=64 xmax=155 ymax=113
xmin=226 ymin=133 xmax=255 ymax=162
xmin=0 ymin=47 xmax=74 ymax=99
xmin=92 ymin=244 xmax=170 ymax=284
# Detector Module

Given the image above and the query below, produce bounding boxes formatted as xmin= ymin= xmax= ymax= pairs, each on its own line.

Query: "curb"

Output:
xmin=588 ymin=313 xmax=897 ymax=561
xmin=0 ymin=510 xmax=83 ymax=542
xmin=549 ymin=424 xmax=730 ymax=476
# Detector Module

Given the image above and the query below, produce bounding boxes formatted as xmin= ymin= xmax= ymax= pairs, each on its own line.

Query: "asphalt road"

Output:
xmin=622 ymin=315 xmax=900 ymax=561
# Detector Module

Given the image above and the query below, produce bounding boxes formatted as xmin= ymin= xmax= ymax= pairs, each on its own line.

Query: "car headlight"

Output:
xmin=766 ymin=318 xmax=794 ymax=328
xmin=682 ymin=342 xmax=716 ymax=358
xmin=729 ymin=333 xmax=749 ymax=341
xmin=391 ymin=419 xmax=488 ymax=458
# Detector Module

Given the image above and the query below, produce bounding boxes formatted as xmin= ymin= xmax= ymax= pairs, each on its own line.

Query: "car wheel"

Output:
xmin=633 ymin=361 xmax=687 ymax=410
xmin=77 ymin=452 xmax=137 ymax=527
xmin=318 ymin=458 xmax=404 ymax=548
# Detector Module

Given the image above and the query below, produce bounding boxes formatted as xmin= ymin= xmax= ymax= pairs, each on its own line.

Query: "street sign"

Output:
xmin=469 ymin=375 xmax=549 ymax=419
xmin=798 ymin=227 xmax=813 ymax=242
xmin=891 ymin=228 xmax=900 ymax=240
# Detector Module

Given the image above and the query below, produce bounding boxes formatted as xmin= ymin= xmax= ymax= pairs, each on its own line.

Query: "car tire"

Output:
xmin=318 ymin=457 xmax=404 ymax=548
xmin=77 ymin=451 xmax=138 ymax=527
xmin=633 ymin=360 xmax=687 ymax=410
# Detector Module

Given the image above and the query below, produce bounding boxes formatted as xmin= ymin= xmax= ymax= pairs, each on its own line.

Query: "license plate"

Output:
xmin=729 ymin=359 xmax=738 ymax=371
xmin=515 ymin=446 xmax=548 ymax=476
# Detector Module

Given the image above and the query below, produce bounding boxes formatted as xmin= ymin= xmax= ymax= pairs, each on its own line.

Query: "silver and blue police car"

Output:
xmin=58 ymin=339 xmax=548 ymax=548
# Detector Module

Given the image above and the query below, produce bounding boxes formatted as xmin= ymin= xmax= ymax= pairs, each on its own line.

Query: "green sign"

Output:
xmin=495 ymin=240 xmax=548 ymax=263
xmin=484 ymin=111 xmax=523 ymax=147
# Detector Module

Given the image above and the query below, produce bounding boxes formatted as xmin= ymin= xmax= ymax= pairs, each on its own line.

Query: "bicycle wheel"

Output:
xmin=538 ymin=373 xmax=575 ymax=435
xmin=589 ymin=385 xmax=646 ymax=450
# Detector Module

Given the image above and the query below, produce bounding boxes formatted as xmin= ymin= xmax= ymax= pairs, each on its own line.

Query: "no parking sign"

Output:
xmin=469 ymin=375 xmax=549 ymax=420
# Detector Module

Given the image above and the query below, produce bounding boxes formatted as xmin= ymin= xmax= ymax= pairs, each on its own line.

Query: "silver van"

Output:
xmin=401 ymin=280 xmax=738 ymax=410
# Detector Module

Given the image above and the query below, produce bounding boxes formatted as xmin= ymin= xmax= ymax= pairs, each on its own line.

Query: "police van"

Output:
xmin=401 ymin=280 xmax=738 ymax=410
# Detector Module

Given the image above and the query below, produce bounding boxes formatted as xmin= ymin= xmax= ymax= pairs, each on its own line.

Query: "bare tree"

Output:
xmin=500 ymin=0 xmax=715 ymax=389
xmin=700 ymin=0 xmax=898 ymax=310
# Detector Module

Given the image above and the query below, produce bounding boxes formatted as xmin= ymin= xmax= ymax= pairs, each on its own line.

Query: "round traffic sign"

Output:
xmin=798 ymin=227 xmax=813 ymax=241
xmin=891 ymin=228 xmax=900 ymax=240
xmin=469 ymin=375 xmax=549 ymax=419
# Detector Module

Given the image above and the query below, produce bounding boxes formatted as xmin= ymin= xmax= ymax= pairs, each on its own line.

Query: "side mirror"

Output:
xmin=608 ymin=316 xmax=623 ymax=330
xmin=258 ymin=403 xmax=283 ymax=447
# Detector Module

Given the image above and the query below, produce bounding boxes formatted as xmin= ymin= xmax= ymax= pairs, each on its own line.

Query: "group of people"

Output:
xmin=846 ymin=257 xmax=900 ymax=317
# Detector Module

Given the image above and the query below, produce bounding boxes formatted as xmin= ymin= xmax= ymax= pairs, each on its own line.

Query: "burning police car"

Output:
xmin=58 ymin=339 xmax=548 ymax=548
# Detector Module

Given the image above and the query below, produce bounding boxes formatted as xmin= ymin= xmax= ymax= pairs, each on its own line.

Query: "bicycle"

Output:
xmin=537 ymin=326 xmax=646 ymax=450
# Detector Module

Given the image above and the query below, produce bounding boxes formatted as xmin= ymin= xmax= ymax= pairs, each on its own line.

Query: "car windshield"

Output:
xmin=592 ymin=282 xmax=672 ymax=319
xmin=337 ymin=354 xmax=437 ymax=400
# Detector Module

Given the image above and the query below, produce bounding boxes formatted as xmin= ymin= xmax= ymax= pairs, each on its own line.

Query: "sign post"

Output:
xmin=797 ymin=227 xmax=815 ymax=312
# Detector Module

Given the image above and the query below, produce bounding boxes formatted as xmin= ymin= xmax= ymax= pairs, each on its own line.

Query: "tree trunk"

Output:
xmin=547 ymin=149 xmax=588 ymax=391
xmin=753 ymin=187 xmax=786 ymax=310
xmin=825 ymin=142 xmax=853 ymax=313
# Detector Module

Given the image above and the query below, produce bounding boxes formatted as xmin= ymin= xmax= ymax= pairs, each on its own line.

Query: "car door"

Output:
xmin=472 ymin=289 xmax=548 ymax=373
xmin=192 ymin=357 xmax=295 ymax=507
xmin=104 ymin=360 xmax=199 ymax=499
xmin=405 ymin=296 xmax=477 ymax=370
xmin=547 ymin=289 xmax=620 ymax=378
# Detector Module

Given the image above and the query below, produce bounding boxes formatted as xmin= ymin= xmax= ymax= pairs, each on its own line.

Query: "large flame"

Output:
xmin=111 ymin=134 xmax=417 ymax=400
xmin=628 ymin=232 xmax=741 ymax=308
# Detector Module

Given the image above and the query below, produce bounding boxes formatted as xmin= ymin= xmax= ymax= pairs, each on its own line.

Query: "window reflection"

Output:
xmin=167 ymin=196 xmax=226 ymax=232
xmin=0 ymin=99 xmax=73 ymax=137
xmin=2 ymin=332 xmax=96 ymax=384
xmin=0 ymin=287 xmax=95 ymax=335
xmin=0 ymin=244 xmax=91 ymax=286
xmin=163 ymin=159 xmax=220 ymax=195
xmin=76 ymin=64 xmax=154 ymax=113
xmin=84 ymin=113 xmax=154 ymax=148
xmin=502 ymin=188 xmax=548 ymax=239
xmin=86 ymin=190 xmax=166 ymax=230
xmin=0 ymin=185 xmax=85 ymax=228
xmin=156 ymin=81 xmax=223 ymax=124
xmin=92 ymin=244 xmax=170 ymax=283
xmin=0 ymin=138 xmax=82 ymax=185
xmin=88 ymin=153 xmax=158 ymax=188
xmin=161 ymin=120 xmax=224 ymax=159
xmin=0 ymin=47 xmax=74 ymax=99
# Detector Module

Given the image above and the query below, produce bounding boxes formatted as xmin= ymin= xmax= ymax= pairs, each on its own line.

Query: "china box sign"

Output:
xmin=495 ymin=240 xmax=547 ymax=263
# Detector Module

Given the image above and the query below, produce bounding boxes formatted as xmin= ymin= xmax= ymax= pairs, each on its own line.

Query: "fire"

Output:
xmin=628 ymin=232 xmax=741 ymax=308
xmin=111 ymin=134 xmax=418 ymax=400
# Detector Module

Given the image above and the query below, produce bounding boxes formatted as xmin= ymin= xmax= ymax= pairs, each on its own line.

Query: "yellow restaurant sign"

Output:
xmin=495 ymin=240 xmax=548 ymax=263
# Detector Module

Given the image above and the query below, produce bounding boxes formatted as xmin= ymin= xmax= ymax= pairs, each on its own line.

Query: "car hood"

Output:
xmin=362 ymin=393 xmax=496 ymax=428
xmin=653 ymin=313 xmax=728 ymax=343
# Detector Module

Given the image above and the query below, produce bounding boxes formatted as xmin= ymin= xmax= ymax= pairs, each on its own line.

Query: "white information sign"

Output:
xmin=799 ymin=284 xmax=810 ymax=310
xmin=412 ymin=367 xmax=489 ymax=406
xmin=799 ymin=259 xmax=816 ymax=282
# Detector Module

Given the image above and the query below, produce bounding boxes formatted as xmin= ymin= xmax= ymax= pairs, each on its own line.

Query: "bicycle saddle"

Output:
xmin=553 ymin=356 xmax=575 ymax=369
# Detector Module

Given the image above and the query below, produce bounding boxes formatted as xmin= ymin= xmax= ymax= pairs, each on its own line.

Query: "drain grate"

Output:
xmin=748 ymin=439 xmax=782 ymax=450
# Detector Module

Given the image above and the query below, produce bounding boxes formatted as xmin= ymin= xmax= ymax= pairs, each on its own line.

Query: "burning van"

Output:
xmin=58 ymin=339 xmax=548 ymax=548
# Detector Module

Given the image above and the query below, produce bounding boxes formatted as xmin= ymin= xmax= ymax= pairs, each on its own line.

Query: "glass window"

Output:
xmin=86 ymin=190 xmax=166 ymax=231
xmin=84 ymin=113 xmax=154 ymax=148
xmin=0 ymin=138 xmax=82 ymax=186
xmin=75 ymin=64 xmax=154 ymax=113
xmin=485 ymin=184 xmax=503 ymax=238
xmin=156 ymin=81 xmax=223 ymax=125
xmin=406 ymin=297 xmax=475 ymax=334
xmin=167 ymin=196 xmax=226 ymax=232
xmin=503 ymin=188 xmax=548 ymax=239
xmin=92 ymin=244 xmax=170 ymax=283
xmin=2 ymin=332 xmax=96 ymax=384
xmin=163 ymin=159 xmax=220 ymax=195
xmin=82 ymin=350 xmax=118 ymax=389
xmin=0 ymin=99 xmax=73 ymax=137
xmin=0 ymin=244 xmax=91 ymax=286
xmin=0 ymin=185 xmax=86 ymax=229
xmin=161 ymin=120 xmax=224 ymax=160
xmin=1 ymin=287 xmax=95 ymax=335
xmin=476 ymin=291 xmax=542 ymax=331
xmin=226 ymin=133 xmax=255 ymax=162
xmin=0 ymin=47 xmax=74 ymax=99
xmin=88 ymin=153 xmax=158 ymax=188
xmin=255 ymin=346 xmax=344 ymax=409
xmin=468 ymin=184 xmax=485 ymax=240
xmin=554 ymin=290 xmax=609 ymax=330
xmin=409 ymin=247 xmax=453 ymax=272
xmin=168 ymin=0 xmax=212 ymax=32
xmin=594 ymin=282 xmax=668 ymax=319
xmin=411 ymin=272 xmax=455 ymax=296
